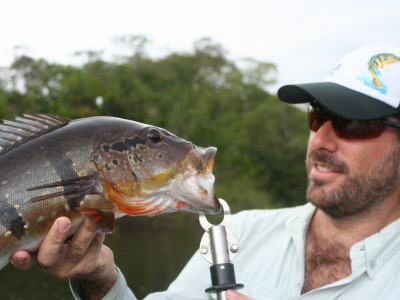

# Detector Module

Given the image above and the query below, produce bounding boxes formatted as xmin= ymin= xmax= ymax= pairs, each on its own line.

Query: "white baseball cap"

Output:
xmin=278 ymin=43 xmax=400 ymax=120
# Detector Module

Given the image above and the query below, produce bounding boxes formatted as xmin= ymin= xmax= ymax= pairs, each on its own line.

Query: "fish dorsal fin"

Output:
xmin=0 ymin=113 xmax=70 ymax=155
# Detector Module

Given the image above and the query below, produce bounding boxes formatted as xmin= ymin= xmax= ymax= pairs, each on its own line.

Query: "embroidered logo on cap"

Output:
xmin=357 ymin=53 xmax=400 ymax=94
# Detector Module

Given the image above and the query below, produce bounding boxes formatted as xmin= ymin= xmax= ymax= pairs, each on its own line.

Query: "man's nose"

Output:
xmin=309 ymin=120 xmax=339 ymax=152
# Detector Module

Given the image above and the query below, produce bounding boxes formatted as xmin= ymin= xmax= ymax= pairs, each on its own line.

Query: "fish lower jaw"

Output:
xmin=171 ymin=172 xmax=219 ymax=213
xmin=110 ymin=171 xmax=219 ymax=215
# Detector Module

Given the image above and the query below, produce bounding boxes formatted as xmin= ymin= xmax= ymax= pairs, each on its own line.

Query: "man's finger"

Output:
xmin=225 ymin=289 xmax=255 ymax=300
xmin=37 ymin=217 xmax=72 ymax=268
xmin=66 ymin=218 xmax=98 ymax=263
xmin=11 ymin=250 xmax=36 ymax=270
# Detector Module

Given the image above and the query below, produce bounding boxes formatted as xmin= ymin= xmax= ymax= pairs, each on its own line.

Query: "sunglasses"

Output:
xmin=308 ymin=105 xmax=400 ymax=139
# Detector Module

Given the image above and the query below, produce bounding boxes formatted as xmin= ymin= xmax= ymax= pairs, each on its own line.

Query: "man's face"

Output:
xmin=305 ymin=118 xmax=400 ymax=219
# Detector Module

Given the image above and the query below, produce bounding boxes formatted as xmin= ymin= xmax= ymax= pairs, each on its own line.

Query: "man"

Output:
xmin=11 ymin=43 xmax=400 ymax=299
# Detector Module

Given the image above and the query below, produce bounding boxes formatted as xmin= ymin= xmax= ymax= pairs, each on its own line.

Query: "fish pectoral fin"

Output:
xmin=28 ymin=174 xmax=101 ymax=203
xmin=77 ymin=207 xmax=115 ymax=234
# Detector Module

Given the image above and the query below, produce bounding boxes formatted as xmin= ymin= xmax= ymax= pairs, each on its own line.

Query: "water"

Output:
xmin=0 ymin=214 xmax=204 ymax=299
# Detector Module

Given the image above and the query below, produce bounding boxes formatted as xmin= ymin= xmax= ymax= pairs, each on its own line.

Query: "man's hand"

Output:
xmin=11 ymin=217 xmax=118 ymax=300
xmin=226 ymin=289 xmax=255 ymax=300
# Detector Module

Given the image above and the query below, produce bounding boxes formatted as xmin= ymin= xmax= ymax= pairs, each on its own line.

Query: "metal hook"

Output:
xmin=198 ymin=198 xmax=244 ymax=298
xmin=199 ymin=199 xmax=239 ymax=264
xmin=199 ymin=198 xmax=232 ymax=231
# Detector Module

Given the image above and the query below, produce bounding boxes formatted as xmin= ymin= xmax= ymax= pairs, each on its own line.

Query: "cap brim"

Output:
xmin=277 ymin=82 xmax=398 ymax=120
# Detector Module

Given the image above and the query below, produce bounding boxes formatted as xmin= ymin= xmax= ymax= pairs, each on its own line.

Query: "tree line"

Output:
xmin=0 ymin=36 xmax=309 ymax=210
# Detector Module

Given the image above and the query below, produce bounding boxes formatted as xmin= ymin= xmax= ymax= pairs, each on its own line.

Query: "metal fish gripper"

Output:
xmin=199 ymin=198 xmax=244 ymax=300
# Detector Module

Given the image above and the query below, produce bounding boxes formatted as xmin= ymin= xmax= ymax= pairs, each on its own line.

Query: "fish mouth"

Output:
xmin=181 ymin=145 xmax=220 ymax=214
xmin=201 ymin=147 xmax=219 ymax=213
xmin=208 ymin=194 xmax=221 ymax=214
xmin=188 ymin=146 xmax=217 ymax=173
xmin=204 ymin=147 xmax=217 ymax=173
xmin=188 ymin=193 xmax=220 ymax=215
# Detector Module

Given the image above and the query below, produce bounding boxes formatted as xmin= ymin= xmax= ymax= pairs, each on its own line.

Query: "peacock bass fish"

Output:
xmin=0 ymin=114 xmax=220 ymax=270
xmin=367 ymin=53 xmax=400 ymax=93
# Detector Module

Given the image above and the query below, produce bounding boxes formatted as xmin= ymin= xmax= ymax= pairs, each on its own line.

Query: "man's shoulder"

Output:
xmin=231 ymin=203 xmax=312 ymax=238
xmin=233 ymin=203 xmax=308 ymax=223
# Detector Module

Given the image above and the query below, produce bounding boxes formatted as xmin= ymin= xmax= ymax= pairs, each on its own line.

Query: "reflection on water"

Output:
xmin=0 ymin=214 xmax=204 ymax=299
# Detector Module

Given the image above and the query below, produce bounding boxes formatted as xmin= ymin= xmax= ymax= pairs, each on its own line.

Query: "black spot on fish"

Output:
xmin=10 ymin=216 xmax=26 ymax=239
xmin=92 ymin=154 xmax=99 ymax=162
xmin=158 ymin=154 xmax=163 ymax=158
xmin=134 ymin=154 xmax=143 ymax=163
xmin=105 ymin=163 xmax=111 ymax=171
xmin=126 ymin=137 xmax=146 ymax=149
xmin=110 ymin=137 xmax=146 ymax=153
xmin=102 ymin=145 xmax=110 ymax=152
xmin=111 ymin=141 xmax=126 ymax=152
xmin=0 ymin=202 xmax=25 ymax=239
xmin=112 ymin=159 xmax=118 ymax=165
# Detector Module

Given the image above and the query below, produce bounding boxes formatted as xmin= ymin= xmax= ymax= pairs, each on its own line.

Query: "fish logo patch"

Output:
xmin=357 ymin=53 xmax=400 ymax=94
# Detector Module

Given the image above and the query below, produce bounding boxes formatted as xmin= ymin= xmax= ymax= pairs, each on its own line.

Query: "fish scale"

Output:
xmin=0 ymin=114 xmax=220 ymax=270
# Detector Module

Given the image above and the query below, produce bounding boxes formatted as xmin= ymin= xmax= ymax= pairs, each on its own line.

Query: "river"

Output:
xmin=0 ymin=214 xmax=205 ymax=299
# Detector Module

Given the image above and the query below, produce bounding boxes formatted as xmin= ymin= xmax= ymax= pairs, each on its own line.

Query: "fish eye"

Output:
xmin=147 ymin=129 xmax=163 ymax=143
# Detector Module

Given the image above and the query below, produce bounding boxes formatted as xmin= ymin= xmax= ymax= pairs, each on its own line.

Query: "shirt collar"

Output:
xmin=285 ymin=202 xmax=316 ymax=235
xmin=351 ymin=217 xmax=400 ymax=279
xmin=285 ymin=203 xmax=316 ymax=257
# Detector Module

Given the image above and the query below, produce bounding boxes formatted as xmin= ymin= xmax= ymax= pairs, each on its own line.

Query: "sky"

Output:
xmin=1 ymin=0 xmax=399 ymax=93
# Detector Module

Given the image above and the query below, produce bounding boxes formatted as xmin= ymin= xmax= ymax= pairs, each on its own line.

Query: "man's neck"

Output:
xmin=311 ymin=209 xmax=382 ymax=246
xmin=313 ymin=194 xmax=400 ymax=244
xmin=302 ymin=213 xmax=352 ymax=294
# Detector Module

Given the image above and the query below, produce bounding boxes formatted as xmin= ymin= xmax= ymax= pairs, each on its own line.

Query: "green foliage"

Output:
xmin=0 ymin=36 xmax=309 ymax=209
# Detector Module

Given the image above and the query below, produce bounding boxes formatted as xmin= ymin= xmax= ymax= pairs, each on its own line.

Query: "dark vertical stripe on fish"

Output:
xmin=46 ymin=151 xmax=82 ymax=211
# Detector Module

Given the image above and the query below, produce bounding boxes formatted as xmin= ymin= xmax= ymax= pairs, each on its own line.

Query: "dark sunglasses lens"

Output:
xmin=308 ymin=107 xmax=386 ymax=139
xmin=335 ymin=120 xmax=386 ymax=139
xmin=308 ymin=108 xmax=326 ymax=132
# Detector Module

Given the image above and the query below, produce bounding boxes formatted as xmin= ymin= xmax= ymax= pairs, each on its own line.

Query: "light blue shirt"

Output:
xmin=71 ymin=203 xmax=400 ymax=299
